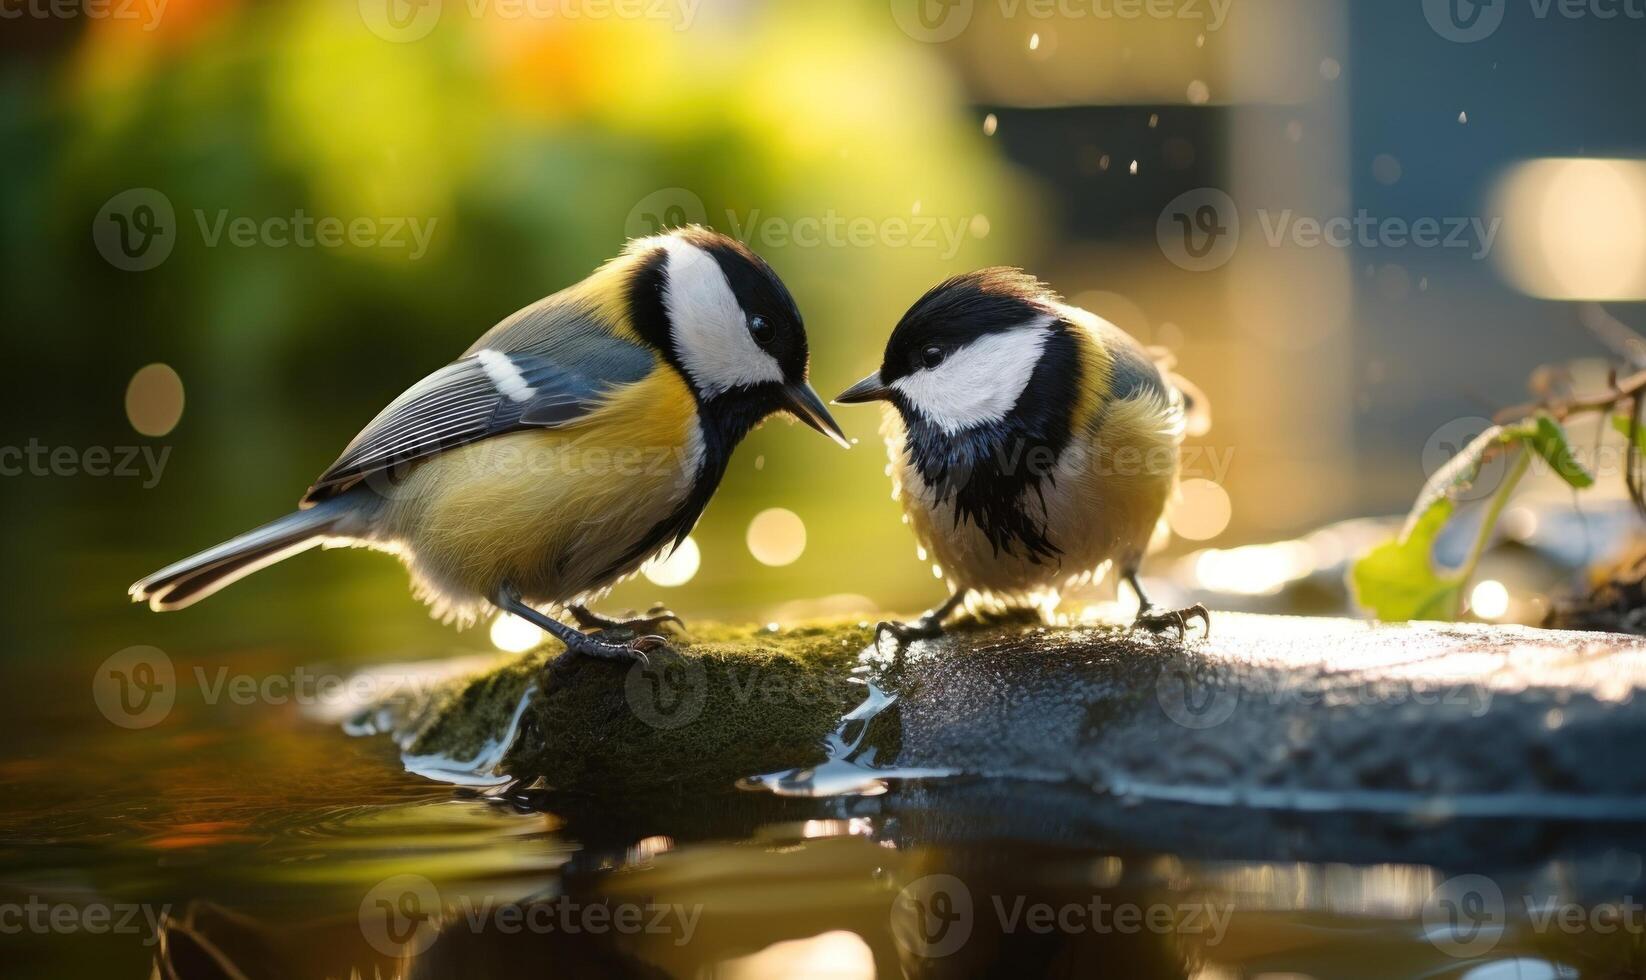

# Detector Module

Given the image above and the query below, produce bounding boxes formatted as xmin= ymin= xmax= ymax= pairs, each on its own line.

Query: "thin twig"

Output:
xmin=1495 ymin=367 xmax=1646 ymax=424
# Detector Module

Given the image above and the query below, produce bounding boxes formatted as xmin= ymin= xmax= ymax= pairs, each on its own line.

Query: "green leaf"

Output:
xmin=1349 ymin=496 xmax=1466 ymax=621
xmin=1512 ymin=414 xmax=1593 ymax=488
xmin=1351 ymin=415 xmax=1572 ymax=622
xmin=1351 ymin=425 xmax=1505 ymax=621
xmin=1612 ymin=413 xmax=1646 ymax=453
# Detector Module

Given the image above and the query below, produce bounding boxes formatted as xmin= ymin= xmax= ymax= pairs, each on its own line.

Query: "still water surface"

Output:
xmin=2 ymin=645 xmax=1643 ymax=978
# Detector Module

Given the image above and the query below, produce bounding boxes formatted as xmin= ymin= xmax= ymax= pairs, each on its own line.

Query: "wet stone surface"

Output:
xmin=342 ymin=613 xmax=1646 ymax=830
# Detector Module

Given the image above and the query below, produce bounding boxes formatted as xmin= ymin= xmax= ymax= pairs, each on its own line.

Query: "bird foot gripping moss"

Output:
xmin=548 ymin=632 xmax=668 ymax=678
xmin=569 ymin=604 xmax=687 ymax=638
xmin=874 ymin=617 xmax=945 ymax=648
xmin=1134 ymin=603 xmax=1211 ymax=640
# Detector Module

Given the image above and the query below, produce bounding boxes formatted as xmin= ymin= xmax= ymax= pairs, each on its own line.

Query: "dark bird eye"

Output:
xmin=920 ymin=344 xmax=947 ymax=369
xmin=748 ymin=315 xmax=775 ymax=346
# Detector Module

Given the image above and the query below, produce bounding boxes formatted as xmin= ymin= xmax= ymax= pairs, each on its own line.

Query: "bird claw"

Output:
xmin=570 ymin=604 xmax=686 ymax=637
xmin=874 ymin=617 xmax=944 ymax=648
xmin=1134 ymin=603 xmax=1211 ymax=640
xmin=644 ymin=604 xmax=686 ymax=630
xmin=630 ymin=634 xmax=670 ymax=659
xmin=556 ymin=632 xmax=662 ymax=667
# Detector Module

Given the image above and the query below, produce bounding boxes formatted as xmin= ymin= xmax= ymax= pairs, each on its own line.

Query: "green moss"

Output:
xmin=405 ymin=649 xmax=547 ymax=764
xmin=399 ymin=619 xmax=876 ymax=794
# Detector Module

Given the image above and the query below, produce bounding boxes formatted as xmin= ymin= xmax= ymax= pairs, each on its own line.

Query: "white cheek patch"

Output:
xmin=655 ymin=237 xmax=784 ymax=397
xmin=892 ymin=317 xmax=1054 ymax=434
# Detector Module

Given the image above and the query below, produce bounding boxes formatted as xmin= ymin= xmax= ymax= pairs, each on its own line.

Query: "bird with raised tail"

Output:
xmin=835 ymin=268 xmax=1210 ymax=642
xmin=131 ymin=227 xmax=847 ymax=662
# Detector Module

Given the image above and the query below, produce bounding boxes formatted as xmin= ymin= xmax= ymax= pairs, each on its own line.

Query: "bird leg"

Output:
xmin=493 ymin=583 xmax=665 ymax=664
xmin=568 ymin=603 xmax=685 ymax=638
xmin=875 ymin=592 xmax=967 ymax=647
xmin=1126 ymin=572 xmax=1211 ymax=639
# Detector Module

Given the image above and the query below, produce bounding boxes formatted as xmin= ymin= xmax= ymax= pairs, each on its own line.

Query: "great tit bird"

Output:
xmin=131 ymin=226 xmax=847 ymax=661
xmin=835 ymin=268 xmax=1209 ymax=641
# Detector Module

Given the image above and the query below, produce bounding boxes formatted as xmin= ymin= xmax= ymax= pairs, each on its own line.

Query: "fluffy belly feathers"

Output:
xmin=375 ymin=368 xmax=704 ymax=622
xmin=886 ymin=392 xmax=1180 ymax=603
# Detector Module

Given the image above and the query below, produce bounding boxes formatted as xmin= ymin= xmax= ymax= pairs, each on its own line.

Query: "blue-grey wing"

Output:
xmin=302 ymin=312 xmax=655 ymax=504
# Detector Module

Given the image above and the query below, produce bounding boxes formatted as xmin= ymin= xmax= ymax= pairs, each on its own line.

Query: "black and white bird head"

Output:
xmin=834 ymin=268 xmax=1075 ymax=437
xmin=626 ymin=226 xmax=846 ymax=447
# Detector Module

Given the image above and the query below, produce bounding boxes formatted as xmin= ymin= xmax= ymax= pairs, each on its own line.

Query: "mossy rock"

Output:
xmin=384 ymin=620 xmax=876 ymax=795
xmin=349 ymin=613 xmax=1646 ymax=815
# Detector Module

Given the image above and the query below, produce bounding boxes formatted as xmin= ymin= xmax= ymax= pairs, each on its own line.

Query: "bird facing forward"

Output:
xmin=835 ymin=268 xmax=1209 ymax=641
xmin=131 ymin=226 xmax=846 ymax=661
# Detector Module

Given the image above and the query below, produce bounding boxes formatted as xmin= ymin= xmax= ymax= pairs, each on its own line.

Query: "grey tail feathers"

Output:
xmin=129 ymin=496 xmax=363 ymax=612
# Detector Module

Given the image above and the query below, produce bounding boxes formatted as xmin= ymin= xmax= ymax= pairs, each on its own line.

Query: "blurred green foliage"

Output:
xmin=1 ymin=0 xmax=1036 ymax=660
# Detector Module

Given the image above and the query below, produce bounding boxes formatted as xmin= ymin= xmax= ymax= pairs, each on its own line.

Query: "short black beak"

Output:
xmin=781 ymin=382 xmax=850 ymax=449
xmin=833 ymin=371 xmax=893 ymax=405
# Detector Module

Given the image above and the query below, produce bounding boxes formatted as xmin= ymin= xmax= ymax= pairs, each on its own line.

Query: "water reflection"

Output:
xmin=5 ymin=648 xmax=1646 ymax=978
xmin=125 ymin=798 xmax=1646 ymax=979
